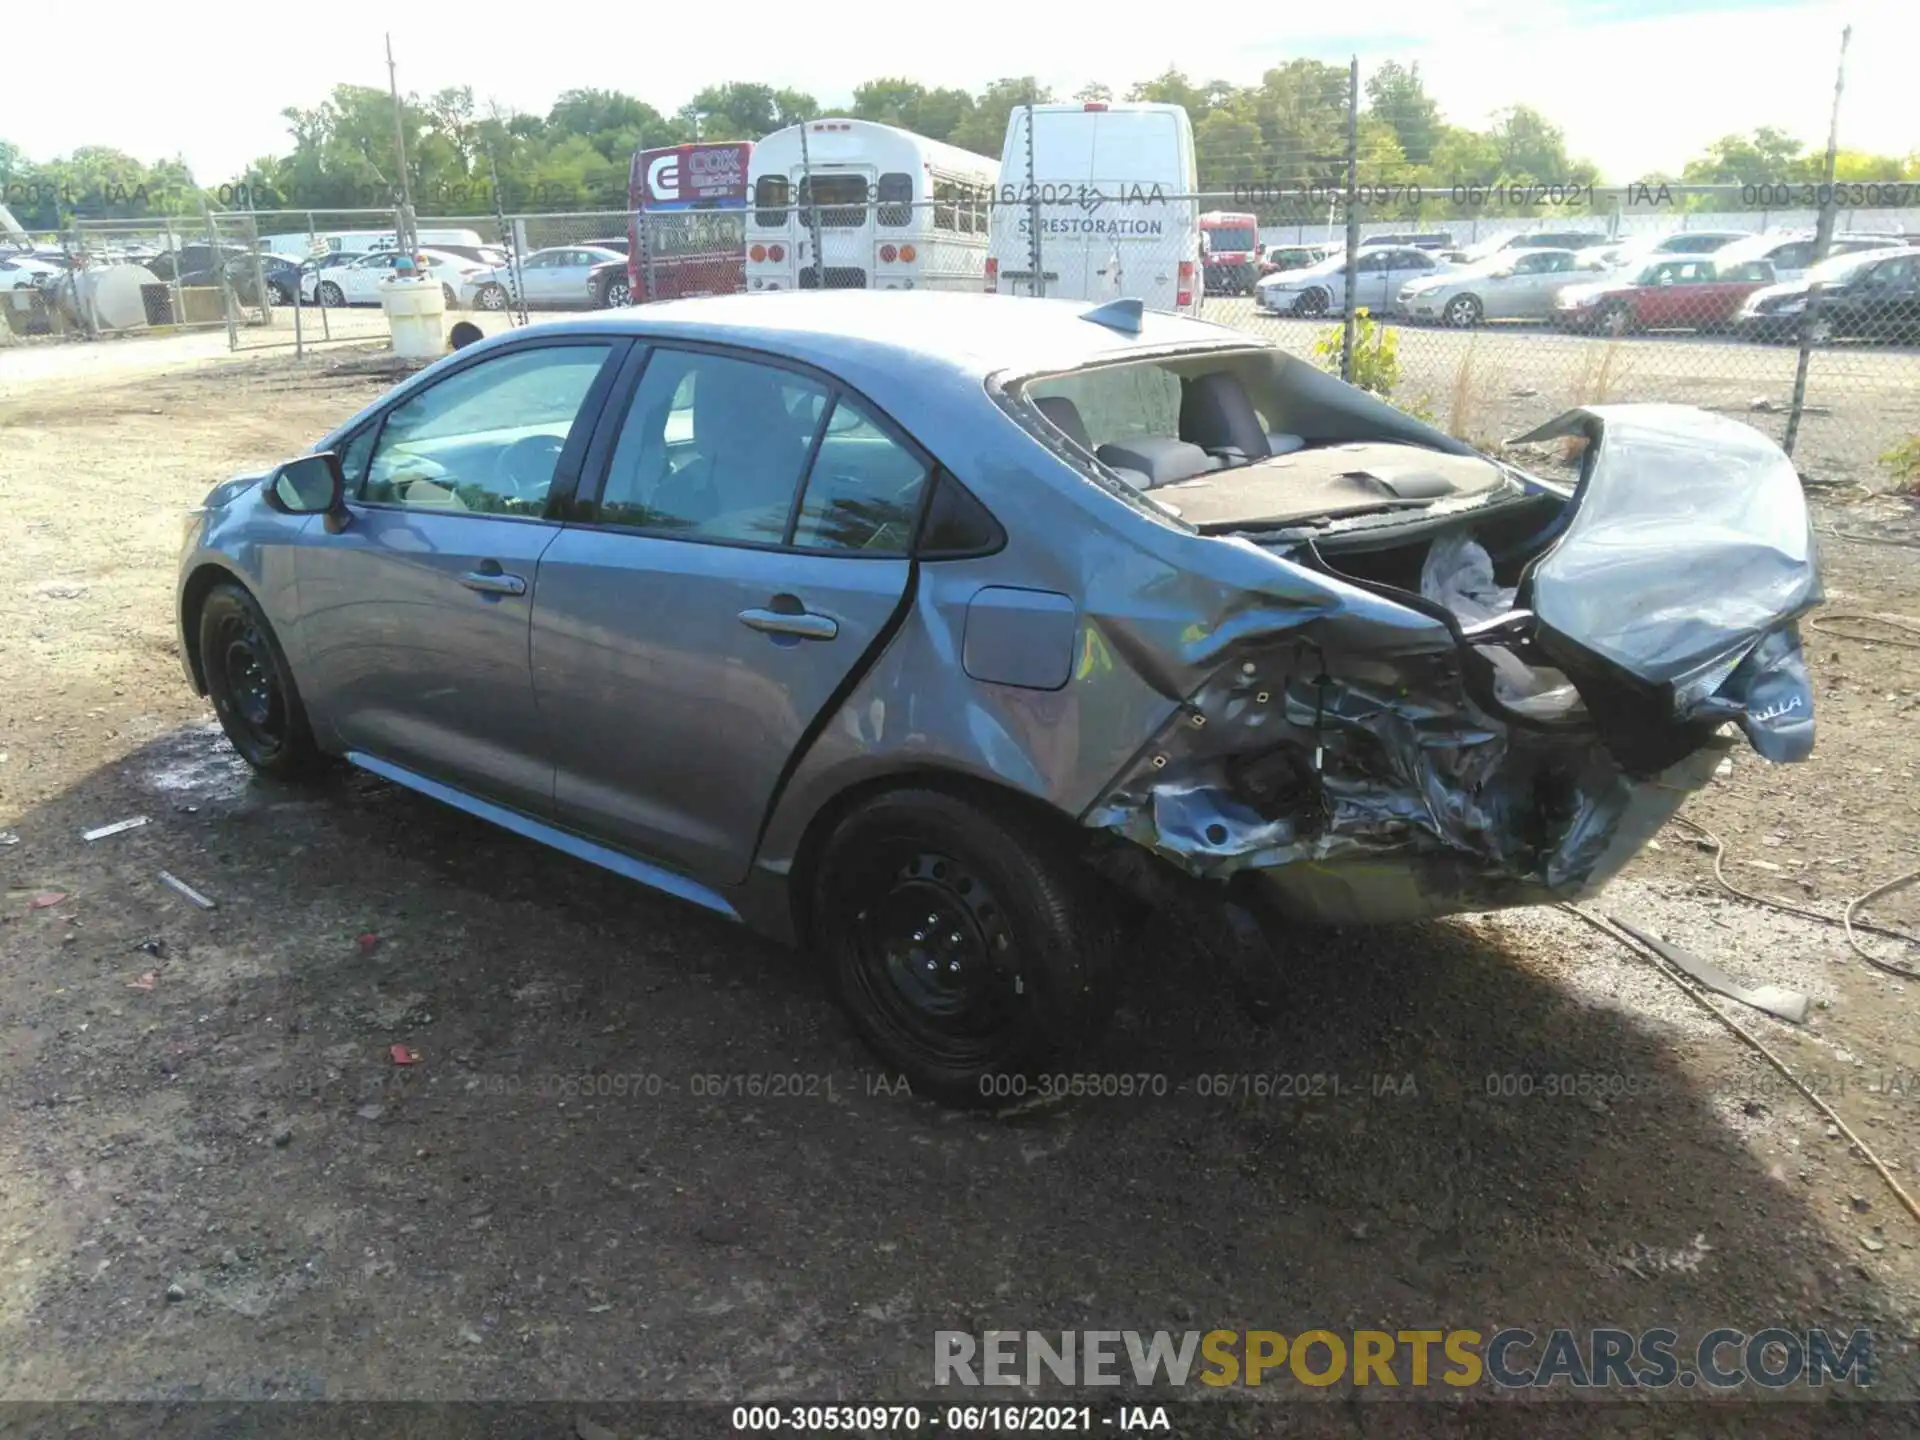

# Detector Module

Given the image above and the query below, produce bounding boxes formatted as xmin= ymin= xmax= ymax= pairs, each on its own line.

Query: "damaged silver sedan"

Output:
xmin=176 ymin=291 xmax=1819 ymax=1104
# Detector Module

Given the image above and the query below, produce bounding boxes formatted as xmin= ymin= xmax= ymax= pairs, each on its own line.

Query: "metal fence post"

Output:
xmin=798 ymin=120 xmax=825 ymax=289
xmin=1784 ymin=24 xmax=1852 ymax=459
xmin=203 ymin=200 xmax=239 ymax=349
xmin=1339 ymin=56 xmax=1361 ymax=384
xmin=1024 ymin=102 xmax=1043 ymax=299
xmin=163 ymin=215 xmax=185 ymax=336
xmin=641 ymin=210 xmax=656 ymax=307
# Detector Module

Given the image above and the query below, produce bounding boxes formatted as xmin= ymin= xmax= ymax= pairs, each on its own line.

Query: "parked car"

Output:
xmin=1709 ymin=231 xmax=1903 ymax=285
xmin=462 ymin=245 xmax=628 ymax=311
xmin=1395 ymin=248 xmax=1587 ymax=327
xmin=296 ymin=253 xmax=367 ymax=301
xmin=1256 ymin=243 xmax=1335 ymax=278
xmin=1554 ymin=255 xmax=1777 ymax=334
xmin=1361 ymin=231 xmax=1454 ymax=251
xmin=0 ymin=253 xmax=60 ymax=289
xmin=1641 ymin=230 xmax=1752 ymax=256
xmin=1735 ymin=245 xmax=1920 ymax=344
xmin=587 ymin=257 xmax=631 ymax=308
xmin=307 ymin=249 xmax=484 ymax=308
xmin=1255 ymin=246 xmax=1445 ymax=316
xmin=173 ymin=291 xmax=1821 ymax=1102
xmin=1461 ymin=229 xmax=1609 ymax=263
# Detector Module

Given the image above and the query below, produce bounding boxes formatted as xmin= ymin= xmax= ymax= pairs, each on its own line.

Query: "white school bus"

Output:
xmin=745 ymin=119 xmax=998 ymax=292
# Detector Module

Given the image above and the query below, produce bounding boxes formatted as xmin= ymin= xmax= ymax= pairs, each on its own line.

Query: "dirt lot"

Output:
xmin=3 ymin=341 xmax=1920 ymax=1433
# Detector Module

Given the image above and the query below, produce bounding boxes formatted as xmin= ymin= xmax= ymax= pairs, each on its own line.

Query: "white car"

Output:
xmin=304 ymin=249 xmax=483 ymax=308
xmin=1708 ymin=231 xmax=1903 ymax=285
xmin=1254 ymin=246 xmax=1447 ymax=318
xmin=460 ymin=245 xmax=627 ymax=311
xmin=0 ymin=253 xmax=60 ymax=289
xmin=1395 ymin=248 xmax=1590 ymax=326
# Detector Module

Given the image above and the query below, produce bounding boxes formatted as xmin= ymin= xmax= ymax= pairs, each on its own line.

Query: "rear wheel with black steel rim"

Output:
xmin=601 ymin=275 xmax=631 ymax=308
xmin=813 ymin=789 xmax=1119 ymax=1108
xmin=198 ymin=582 xmax=325 ymax=781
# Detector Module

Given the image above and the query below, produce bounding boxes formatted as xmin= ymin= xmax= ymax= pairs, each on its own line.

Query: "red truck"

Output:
xmin=1199 ymin=210 xmax=1261 ymax=296
xmin=625 ymin=141 xmax=752 ymax=304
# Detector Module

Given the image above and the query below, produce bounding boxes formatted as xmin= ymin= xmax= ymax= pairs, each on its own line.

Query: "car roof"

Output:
xmin=456 ymin=291 xmax=1259 ymax=390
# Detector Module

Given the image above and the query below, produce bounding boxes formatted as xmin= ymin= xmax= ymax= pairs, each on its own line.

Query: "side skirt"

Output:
xmin=344 ymin=751 xmax=743 ymax=924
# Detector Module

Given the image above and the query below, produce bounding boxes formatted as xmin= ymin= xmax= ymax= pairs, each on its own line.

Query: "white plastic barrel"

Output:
xmin=379 ymin=277 xmax=447 ymax=359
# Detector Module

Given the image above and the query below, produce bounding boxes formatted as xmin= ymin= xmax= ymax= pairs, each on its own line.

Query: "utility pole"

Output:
xmin=1340 ymin=56 xmax=1362 ymax=384
xmin=1782 ymin=24 xmax=1851 ymax=459
xmin=386 ymin=34 xmax=417 ymax=256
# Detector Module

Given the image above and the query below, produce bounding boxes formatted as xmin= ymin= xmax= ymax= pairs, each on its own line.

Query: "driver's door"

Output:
xmin=292 ymin=338 xmax=626 ymax=816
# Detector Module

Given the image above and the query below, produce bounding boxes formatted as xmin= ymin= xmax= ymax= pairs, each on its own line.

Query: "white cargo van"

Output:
xmin=985 ymin=102 xmax=1200 ymax=316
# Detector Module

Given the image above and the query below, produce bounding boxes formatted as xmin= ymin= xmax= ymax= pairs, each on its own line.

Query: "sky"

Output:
xmin=0 ymin=0 xmax=1907 ymax=184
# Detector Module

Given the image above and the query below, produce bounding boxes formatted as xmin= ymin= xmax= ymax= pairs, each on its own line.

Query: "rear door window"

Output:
xmin=877 ymin=172 xmax=912 ymax=227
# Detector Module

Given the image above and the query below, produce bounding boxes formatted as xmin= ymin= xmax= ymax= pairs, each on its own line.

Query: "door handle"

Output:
xmin=738 ymin=607 xmax=838 ymax=641
xmin=460 ymin=569 xmax=527 ymax=596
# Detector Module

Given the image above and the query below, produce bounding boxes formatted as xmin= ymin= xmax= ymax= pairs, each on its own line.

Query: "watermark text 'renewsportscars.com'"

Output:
xmin=934 ymin=1327 xmax=1874 ymax=1390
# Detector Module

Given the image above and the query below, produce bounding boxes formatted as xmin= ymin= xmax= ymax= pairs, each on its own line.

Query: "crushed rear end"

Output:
xmin=1082 ymin=403 xmax=1819 ymax=925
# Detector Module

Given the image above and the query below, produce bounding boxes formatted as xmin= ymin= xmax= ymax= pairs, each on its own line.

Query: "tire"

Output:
xmin=317 ymin=281 xmax=344 ymax=308
xmin=1597 ymin=300 xmax=1634 ymax=337
xmin=601 ymin=275 xmax=631 ymax=308
xmin=475 ymin=282 xmax=510 ymax=311
xmin=197 ymin=582 xmax=326 ymax=781
xmin=1803 ymin=315 xmax=1834 ymax=346
xmin=812 ymin=788 xmax=1119 ymax=1108
xmin=442 ymin=283 xmax=458 ymax=309
xmin=1293 ymin=288 xmax=1330 ymax=318
xmin=267 ymin=282 xmax=293 ymax=306
xmin=1443 ymin=293 xmax=1482 ymax=328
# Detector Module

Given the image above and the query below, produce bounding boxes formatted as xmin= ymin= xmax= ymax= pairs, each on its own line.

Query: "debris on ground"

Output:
xmin=389 ymin=1045 xmax=420 ymax=1066
xmin=126 ymin=972 xmax=157 ymax=992
xmin=82 ymin=816 xmax=149 ymax=842
xmin=30 ymin=892 xmax=68 ymax=909
xmin=357 ymin=933 xmax=381 ymax=953
xmin=157 ymin=870 xmax=217 ymax=909
xmin=0 ymin=831 xmax=19 ymax=846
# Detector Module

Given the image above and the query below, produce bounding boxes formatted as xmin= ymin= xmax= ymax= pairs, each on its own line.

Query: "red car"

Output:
xmin=1554 ymin=255 xmax=1777 ymax=334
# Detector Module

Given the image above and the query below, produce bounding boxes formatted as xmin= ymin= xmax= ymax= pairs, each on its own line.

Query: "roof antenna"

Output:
xmin=1081 ymin=297 xmax=1144 ymax=333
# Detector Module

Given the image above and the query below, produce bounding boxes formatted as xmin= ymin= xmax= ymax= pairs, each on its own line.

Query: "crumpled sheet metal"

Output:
xmin=1512 ymin=404 xmax=1822 ymax=702
xmin=1083 ymin=630 xmax=1724 ymax=923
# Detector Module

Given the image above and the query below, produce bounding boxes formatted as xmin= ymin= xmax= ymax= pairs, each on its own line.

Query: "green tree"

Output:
xmin=948 ymin=77 xmax=1050 ymax=158
xmin=1364 ymin=61 xmax=1440 ymax=167
xmin=683 ymin=83 xmax=818 ymax=140
xmin=1681 ymin=127 xmax=1809 ymax=184
xmin=850 ymin=79 xmax=976 ymax=142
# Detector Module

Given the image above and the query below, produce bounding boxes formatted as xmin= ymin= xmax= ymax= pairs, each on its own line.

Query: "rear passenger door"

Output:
xmin=529 ymin=344 xmax=927 ymax=886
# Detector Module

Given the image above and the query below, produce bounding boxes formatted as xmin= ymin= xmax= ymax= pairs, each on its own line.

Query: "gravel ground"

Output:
xmin=2 ymin=341 xmax=1919 ymax=1435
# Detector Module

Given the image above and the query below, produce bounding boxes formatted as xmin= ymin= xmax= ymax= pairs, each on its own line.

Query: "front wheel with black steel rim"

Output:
xmin=198 ymin=582 xmax=325 ymax=781
xmin=601 ymin=275 xmax=630 ymax=308
xmin=812 ymin=789 xmax=1119 ymax=1108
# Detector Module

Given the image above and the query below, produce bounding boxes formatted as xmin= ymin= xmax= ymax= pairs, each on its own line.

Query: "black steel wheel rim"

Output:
xmin=847 ymin=849 xmax=1017 ymax=1064
xmin=212 ymin=614 xmax=285 ymax=756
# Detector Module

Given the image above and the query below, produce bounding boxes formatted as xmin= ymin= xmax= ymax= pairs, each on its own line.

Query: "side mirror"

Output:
xmin=266 ymin=452 xmax=349 ymax=531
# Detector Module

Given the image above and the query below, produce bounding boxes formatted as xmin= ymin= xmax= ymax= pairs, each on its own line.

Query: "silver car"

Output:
xmin=463 ymin=245 xmax=627 ymax=311
xmin=1396 ymin=248 xmax=1588 ymax=326
xmin=176 ymin=292 xmax=1820 ymax=1105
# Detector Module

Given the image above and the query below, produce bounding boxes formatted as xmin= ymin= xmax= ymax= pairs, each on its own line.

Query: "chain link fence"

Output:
xmin=5 ymin=168 xmax=1915 ymax=481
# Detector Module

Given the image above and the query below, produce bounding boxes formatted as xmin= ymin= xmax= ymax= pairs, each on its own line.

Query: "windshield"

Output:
xmin=1205 ymin=226 xmax=1257 ymax=251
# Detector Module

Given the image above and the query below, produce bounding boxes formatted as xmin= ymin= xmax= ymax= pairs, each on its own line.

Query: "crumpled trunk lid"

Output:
xmin=1509 ymin=404 xmax=1821 ymax=769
